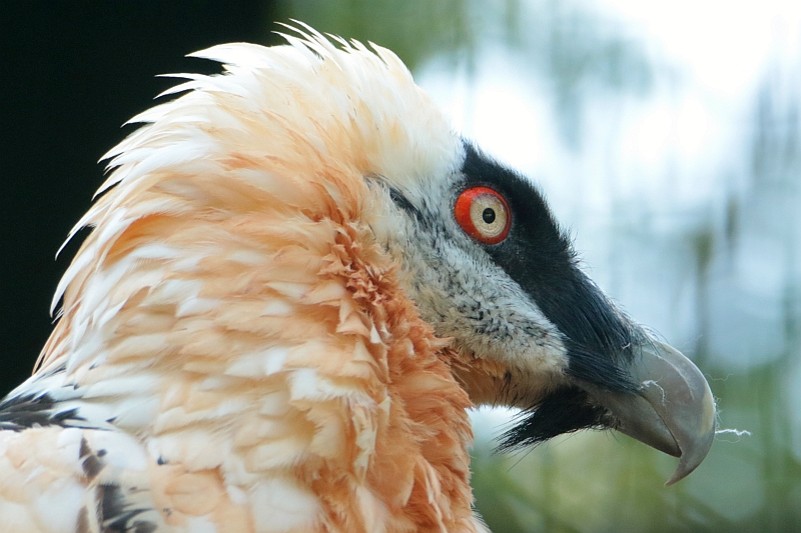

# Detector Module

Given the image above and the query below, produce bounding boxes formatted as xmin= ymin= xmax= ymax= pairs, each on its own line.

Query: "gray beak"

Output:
xmin=585 ymin=340 xmax=717 ymax=485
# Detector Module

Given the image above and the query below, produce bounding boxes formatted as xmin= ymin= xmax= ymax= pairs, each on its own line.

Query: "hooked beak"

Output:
xmin=585 ymin=340 xmax=716 ymax=485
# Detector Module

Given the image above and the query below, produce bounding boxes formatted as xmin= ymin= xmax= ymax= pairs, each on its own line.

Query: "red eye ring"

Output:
xmin=454 ymin=186 xmax=511 ymax=245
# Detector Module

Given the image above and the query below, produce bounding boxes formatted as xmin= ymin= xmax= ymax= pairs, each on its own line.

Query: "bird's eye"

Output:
xmin=454 ymin=186 xmax=511 ymax=245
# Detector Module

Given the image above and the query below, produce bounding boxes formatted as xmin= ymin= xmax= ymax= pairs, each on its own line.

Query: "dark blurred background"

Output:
xmin=2 ymin=2 xmax=799 ymax=531
xmin=0 ymin=2 xmax=277 ymax=392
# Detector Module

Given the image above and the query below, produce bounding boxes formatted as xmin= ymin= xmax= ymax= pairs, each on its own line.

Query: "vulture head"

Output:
xmin=13 ymin=22 xmax=715 ymax=532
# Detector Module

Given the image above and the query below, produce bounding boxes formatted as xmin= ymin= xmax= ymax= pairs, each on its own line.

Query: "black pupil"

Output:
xmin=482 ymin=207 xmax=496 ymax=224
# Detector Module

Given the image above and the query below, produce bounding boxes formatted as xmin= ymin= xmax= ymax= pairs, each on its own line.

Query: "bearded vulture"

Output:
xmin=0 ymin=23 xmax=716 ymax=532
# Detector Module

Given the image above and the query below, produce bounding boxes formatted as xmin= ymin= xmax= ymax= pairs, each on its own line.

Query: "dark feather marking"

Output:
xmin=133 ymin=523 xmax=158 ymax=533
xmin=80 ymin=437 xmax=105 ymax=481
xmin=96 ymin=483 xmax=156 ymax=533
xmin=388 ymin=185 xmax=425 ymax=223
xmin=76 ymin=507 xmax=90 ymax=533
xmin=0 ymin=392 xmax=85 ymax=431
xmin=0 ymin=363 xmax=89 ymax=431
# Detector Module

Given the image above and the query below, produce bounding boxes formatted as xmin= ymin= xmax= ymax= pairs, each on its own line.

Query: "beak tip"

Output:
xmin=664 ymin=436 xmax=713 ymax=486
xmin=664 ymin=384 xmax=717 ymax=486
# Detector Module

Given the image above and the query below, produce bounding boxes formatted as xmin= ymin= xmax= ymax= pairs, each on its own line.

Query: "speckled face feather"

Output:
xmin=0 ymin=22 xmax=714 ymax=532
